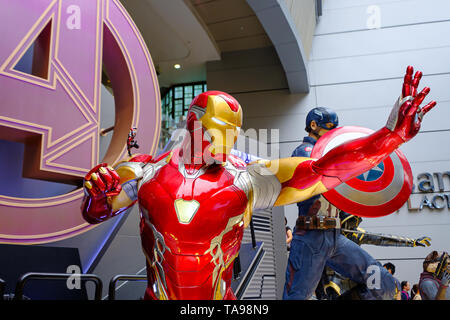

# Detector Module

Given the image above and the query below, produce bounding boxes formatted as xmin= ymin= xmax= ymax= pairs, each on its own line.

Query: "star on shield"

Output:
xmin=357 ymin=162 xmax=385 ymax=182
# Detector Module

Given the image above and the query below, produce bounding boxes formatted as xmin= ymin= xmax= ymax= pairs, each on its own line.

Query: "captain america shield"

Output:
xmin=311 ymin=126 xmax=413 ymax=218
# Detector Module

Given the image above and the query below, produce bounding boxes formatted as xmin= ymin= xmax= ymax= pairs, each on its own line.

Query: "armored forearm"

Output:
xmin=358 ymin=232 xmax=416 ymax=247
xmin=81 ymin=193 xmax=113 ymax=224
xmin=81 ymin=187 xmax=136 ymax=224
xmin=312 ymin=127 xmax=404 ymax=190
xmin=81 ymin=154 xmax=152 ymax=224
xmin=343 ymin=228 xmax=430 ymax=247
xmin=263 ymin=129 xmax=403 ymax=207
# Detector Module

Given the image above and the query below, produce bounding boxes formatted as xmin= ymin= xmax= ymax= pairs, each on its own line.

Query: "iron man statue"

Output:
xmin=82 ymin=66 xmax=436 ymax=300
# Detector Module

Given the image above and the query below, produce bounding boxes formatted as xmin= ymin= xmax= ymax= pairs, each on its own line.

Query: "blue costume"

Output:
xmin=283 ymin=135 xmax=399 ymax=300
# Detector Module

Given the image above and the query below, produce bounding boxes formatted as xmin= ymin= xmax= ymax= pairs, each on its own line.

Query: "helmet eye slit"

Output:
xmin=211 ymin=117 xmax=228 ymax=126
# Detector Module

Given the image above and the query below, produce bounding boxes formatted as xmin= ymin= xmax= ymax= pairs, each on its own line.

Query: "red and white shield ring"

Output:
xmin=311 ymin=126 xmax=413 ymax=218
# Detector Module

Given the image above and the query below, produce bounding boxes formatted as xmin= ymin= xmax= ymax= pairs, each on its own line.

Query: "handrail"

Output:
xmin=250 ymin=218 xmax=257 ymax=248
xmin=235 ymin=244 xmax=265 ymax=300
xmin=0 ymin=278 xmax=5 ymax=301
xmin=233 ymin=255 xmax=242 ymax=280
xmin=14 ymin=272 xmax=103 ymax=300
xmin=108 ymin=274 xmax=147 ymax=300
xmin=242 ymin=274 xmax=275 ymax=300
xmin=233 ymin=217 xmax=257 ymax=281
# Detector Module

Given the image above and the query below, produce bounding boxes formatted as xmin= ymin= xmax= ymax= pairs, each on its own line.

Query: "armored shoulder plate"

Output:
xmin=113 ymin=153 xmax=171 ymax=202
xmin=246 ymin=163 xmax=282 ymax=210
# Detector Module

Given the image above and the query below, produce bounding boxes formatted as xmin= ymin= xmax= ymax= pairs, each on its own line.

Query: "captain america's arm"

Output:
xmin=343 ymin=227 xmax=431 ymax=247
xmin=254 ymin=66 xmax=436 ymax=207
xmin=81 ymin=154 xmax=152 ymax=224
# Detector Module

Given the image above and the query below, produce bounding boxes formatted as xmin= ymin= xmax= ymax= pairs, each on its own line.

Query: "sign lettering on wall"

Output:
xmin=408 ymin=171 xmax=450 ymax=211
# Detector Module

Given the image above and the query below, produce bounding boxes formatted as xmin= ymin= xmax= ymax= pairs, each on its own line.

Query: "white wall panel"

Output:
xmin=244 ymin=113 xmax=305 ymax=143
xmin=309 ymin=46 xmax=450 ymax=86
xmin=318 ymin=0 xmax=450 ymax=35
xmin=312 ymin=21 xmax=450 ymax=60
xmin=322 ymin=0 xmax=416 ymax=10
xmin=315 ymin=74 xmax=450 ymax=110
xmin=237 ymin=88 xmax=316 ymax=118
xmin=399 ymin=131 xmax=450 ymax=163
xmin=410 ymin=159 xmax=450 ymax=172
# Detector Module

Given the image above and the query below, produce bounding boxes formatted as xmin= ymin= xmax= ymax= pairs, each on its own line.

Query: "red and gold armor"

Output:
xmin=81 ymin=67 xmax=436 ymax=300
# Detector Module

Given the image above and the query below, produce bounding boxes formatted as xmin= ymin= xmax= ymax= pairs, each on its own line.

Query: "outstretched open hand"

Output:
xmin=386 ymin=66 xmax=437 ymax=142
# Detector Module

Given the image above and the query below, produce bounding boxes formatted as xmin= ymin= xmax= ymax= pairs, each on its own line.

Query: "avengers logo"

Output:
xmin=0 ymin=0 xmax=160 ymax=244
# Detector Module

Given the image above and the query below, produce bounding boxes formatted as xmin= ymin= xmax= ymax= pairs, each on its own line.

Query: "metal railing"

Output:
xmin=108 ymin=274 xmax=147 ymax=300
xmin=14 ymin=272 xmax=103 ymax=300
xmin=242 ymin=274 xmax=275 ymax=300
xmin=232 ymin=217 xmax=257 ymax=280
xmin=0 ymin=278 xmax=5 ymax=301
xmin=249 ymin=218 xmax=257 ymax=248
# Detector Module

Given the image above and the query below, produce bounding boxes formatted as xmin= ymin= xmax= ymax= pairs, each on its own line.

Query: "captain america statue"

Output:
xmin=284 ymin=67 xmax=435 ymax=300
xmin=284 ymin=106 xmax=400 ymax=300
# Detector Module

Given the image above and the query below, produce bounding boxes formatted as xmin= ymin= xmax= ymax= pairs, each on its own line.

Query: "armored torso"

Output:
xmin=117 ymin=149 xmax=280 ymax=300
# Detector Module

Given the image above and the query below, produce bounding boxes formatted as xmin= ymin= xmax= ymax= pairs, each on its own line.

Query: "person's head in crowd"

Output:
xmin=423 ymin=250 xmax=448 ymax=273
xmin=383 ymin=262 xmax=396 ymax=275
xmin=419 ymin=250 xmax=449 ymax=300
xmin=401 ymin=281 xmax=411 ymax=292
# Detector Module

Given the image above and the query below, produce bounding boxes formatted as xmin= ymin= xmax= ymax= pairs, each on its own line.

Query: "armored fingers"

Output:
xmin=81 ymin=158 xmax=146 ymax=224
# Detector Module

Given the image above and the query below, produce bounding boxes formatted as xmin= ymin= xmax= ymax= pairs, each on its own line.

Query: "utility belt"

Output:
xmin=295 ymin=215 xmax=340 ymax=231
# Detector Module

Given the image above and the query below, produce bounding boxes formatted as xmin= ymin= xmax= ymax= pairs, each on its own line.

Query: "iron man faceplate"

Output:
xmin=82 ymin=68 xmax=436 ymax=300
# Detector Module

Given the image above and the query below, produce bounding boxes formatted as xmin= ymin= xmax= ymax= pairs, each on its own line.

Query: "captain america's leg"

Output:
xmin=283 ymin=230 xmax=334 ymax=300
xmin=326 ymin=233 xmax=396 ymax=300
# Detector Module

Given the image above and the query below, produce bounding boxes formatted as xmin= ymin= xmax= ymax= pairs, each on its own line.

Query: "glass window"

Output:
xmin=194 ymin=84 xmax=203 ymax=97
xmin=159 ymin=82 xmax=207 ymax=148
xmin=184 ymin=86 xmax=193 ymax=111
xmin=174 ymin=86 xmax=183 ymax=99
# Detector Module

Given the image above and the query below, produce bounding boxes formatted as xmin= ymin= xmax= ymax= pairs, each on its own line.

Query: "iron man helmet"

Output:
xmin=186 ymin=91 xmax=242 ymax=162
